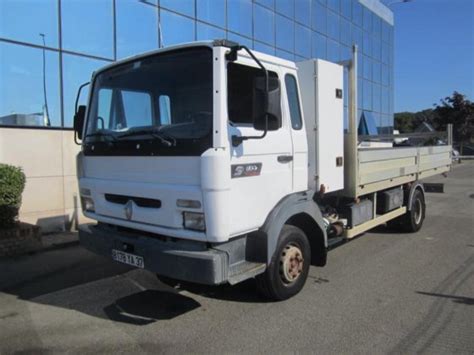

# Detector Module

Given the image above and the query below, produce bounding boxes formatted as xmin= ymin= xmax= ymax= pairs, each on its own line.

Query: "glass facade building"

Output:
xmin=0 ymin=0 xmax=394 ymax=132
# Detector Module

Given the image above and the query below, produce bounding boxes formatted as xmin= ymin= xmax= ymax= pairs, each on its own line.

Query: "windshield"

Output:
xmin=84 ymin=47 xmax=213 ymax=156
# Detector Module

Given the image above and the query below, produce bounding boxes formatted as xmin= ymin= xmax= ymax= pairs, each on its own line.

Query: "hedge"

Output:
xmin=0 ymin=164 xmax=26 ymax=229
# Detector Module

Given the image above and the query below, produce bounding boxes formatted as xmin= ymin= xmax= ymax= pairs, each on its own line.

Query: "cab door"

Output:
xmin=226 ymin=59 xmax=293 ymax=237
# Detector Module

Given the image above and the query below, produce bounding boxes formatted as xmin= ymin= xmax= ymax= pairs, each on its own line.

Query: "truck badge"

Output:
xmin=124 ymin=200 xmax=133 ymax=220
xmin=231 ymin=163 xmax=262 ymax=178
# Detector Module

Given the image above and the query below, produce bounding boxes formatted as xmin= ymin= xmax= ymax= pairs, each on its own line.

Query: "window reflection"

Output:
xmin=255 ymin=0 xmax=275 ymax=10
xmin=295 ymin=0 xmax=311 ymax=27
xmin=197 ymin=22 xmax=225 ymax=41
xmin=276 ymin=15 xmax=295 ymax=52
xmin=227 ymin=0 xmax=253 ymax=37
xmin=312 ymin=32 xmax=327 ymax=59
xmin=62 ymin=54 xmax=109 ymax=127
xmin=340 ymin=18 xmax=351 ymax=46
xmin=254 ymin=4 xmax=275 ymax=45
xmin=363 ymin=7 xmax=372 ymax=33
xmin=312 ymin=1 xmax=327 ymax=35
xmin=276 ymin=49 xmax=295 ymax=61
xmin=0 ymin=0 xmax=59 ymax=48
xmin=116 ymin=0 xmax=158 ymax=59
xmin=254 ymin=41 xmax=275 ymax=56
xmin=227 ymin=32 xmax=253 ymax=48
xmin=160 ymin=0 xmax=195 ymax=17
xmin=295 ymin=25 xmax=311 ymax=58
xmin=160 ymin=10 xmax=195 ymax=47
xmin=327 ymin=10 xmax=340 ymax=41
xmin=327 ymin=0 xmax=340 ymax=13
xmin=62 ymin=0 xmax=114 ymax=59
xmin=352 ymin=0 xmax=363 ymax=28
xmin=327 ymin=39 xmax=340 ymax=62
xmin=197 ymin=0 xmax=225 ymax=28
xmin=276 ymin=0 xmax=294 ymax=18
xmin=341 ymin=0 xmax=351 ymax=19
xmin=0 ymin=43 xmax=60 ymax=127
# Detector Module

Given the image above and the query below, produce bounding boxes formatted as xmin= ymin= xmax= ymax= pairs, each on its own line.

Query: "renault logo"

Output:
xmin=124 ymin=200 xmax=133 ymax=220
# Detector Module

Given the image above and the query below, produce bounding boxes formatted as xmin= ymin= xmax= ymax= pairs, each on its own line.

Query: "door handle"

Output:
xmin=277 ymin=155 xmax=293 ymax=163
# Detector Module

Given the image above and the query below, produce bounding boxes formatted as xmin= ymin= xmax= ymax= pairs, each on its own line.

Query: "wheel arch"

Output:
xmin=259 ymin=191 xmax=328 ymax=266
xmin=285 ymin=212 xmax=327 ymax=266
xmin=406 ymin=181 xmax=425 ymax=210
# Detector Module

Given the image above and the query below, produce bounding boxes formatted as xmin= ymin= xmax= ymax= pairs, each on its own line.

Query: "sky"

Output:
xmin=392 ymin=0 xmax=474 ymax=112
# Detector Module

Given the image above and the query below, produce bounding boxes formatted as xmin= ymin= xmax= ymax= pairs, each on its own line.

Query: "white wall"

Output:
xmin=0 ymin=128 xmax=91 ymax=233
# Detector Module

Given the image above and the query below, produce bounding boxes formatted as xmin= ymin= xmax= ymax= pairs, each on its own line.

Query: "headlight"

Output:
xmin=183 ymin=212 xmax=205 ymax=231
xmin=81 ymin=196 xmax=95 ymax=213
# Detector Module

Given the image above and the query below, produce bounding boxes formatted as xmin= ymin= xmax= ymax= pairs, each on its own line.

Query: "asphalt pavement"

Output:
xmin=0 ymin=162 xmax=473 ymax=354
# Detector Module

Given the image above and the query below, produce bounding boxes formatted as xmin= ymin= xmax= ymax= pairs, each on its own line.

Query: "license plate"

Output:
xmin=112 ymin=249 xmax=144 ymax=268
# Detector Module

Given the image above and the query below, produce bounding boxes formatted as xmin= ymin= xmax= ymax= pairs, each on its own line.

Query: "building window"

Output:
xmin=197 ymin=0 xmax=225 ymax=28
xmin=61 ymin=0 xmax=114 ymax=59
xmin=197 ymin=22 xmax=225 ymax=41
xmin=0 ymin=0 xmax=59 ymax=48
xmin=0 ymin=42 xmax=61 ymax=127
xmin=312 ymin=1 xmax=327 ymax=35
xmin=295 ymin=24 xmax=311 ymax=58
xmin=160 ymin=0 xmax=195 ymax=17
xmin=276 ymin=0 xmax=294 ymax=18
xmin=254 ymin=4 xmax=275 ymax=45
xmin=276 ymin=14 xmax=295 ymax=52
xmin=285 ymin=74 xmax=303 ymax=130
xmin=227 ymin=0 xmax=253 ymax=38
xmin=295 ymin=0 xmax=311 ymax=27
xmin=116 ymin=0 xmax=158 ymax=59
xmin=312 ymin=31 xmax=327 ymax=59
xmin=160 ymin=10 xmax=195 ymax=47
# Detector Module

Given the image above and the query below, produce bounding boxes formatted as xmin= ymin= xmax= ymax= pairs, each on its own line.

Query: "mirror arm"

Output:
xmin=230 ymin=45 xmax=269 ymax=147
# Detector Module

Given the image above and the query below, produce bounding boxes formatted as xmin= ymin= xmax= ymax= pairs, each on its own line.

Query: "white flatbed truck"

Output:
xmin=74 ymin=40 xmax=452 ymax=300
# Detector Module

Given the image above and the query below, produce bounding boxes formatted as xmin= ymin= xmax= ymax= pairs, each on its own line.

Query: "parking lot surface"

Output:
xmin=1 ymin=162 xmax=473 ymax=354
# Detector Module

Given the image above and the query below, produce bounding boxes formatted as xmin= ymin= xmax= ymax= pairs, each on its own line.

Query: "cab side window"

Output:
xmin=285 ymin=74 xmax=303 ymax=130
xmin=228 ymin=62 xmax=279 ymax=126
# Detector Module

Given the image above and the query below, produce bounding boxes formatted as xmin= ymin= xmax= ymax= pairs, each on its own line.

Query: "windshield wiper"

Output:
xmin=84 ymin=131 xmax=117 ymax=141
xmin=116 ymin=128 xmax=176 ymax=147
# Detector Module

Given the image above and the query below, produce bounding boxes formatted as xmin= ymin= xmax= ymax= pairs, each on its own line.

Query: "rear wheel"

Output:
xmin=256 ymin=225 xmax=311 ymax=301
xmin=402 ymin=189 xmax=425 ymax=232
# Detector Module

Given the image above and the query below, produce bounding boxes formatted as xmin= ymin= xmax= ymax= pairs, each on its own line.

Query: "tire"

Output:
xmin=256 ymin=225 xmax=311 ymax=301
xmin=402 ymin=189 xmax=426 ymax=233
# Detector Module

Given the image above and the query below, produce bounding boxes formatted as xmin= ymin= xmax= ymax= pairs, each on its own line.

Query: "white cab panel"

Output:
xmin=297 ymin=59 xmax=344 ymax=193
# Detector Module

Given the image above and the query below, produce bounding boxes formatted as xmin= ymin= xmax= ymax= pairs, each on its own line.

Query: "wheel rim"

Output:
xmin=414 ymin=198 xmax=423 ymax=225
xmin=279 ymin=243 xmax=304 ymax=284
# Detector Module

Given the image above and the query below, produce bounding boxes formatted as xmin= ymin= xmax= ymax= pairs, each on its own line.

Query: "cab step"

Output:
xmin=228 ymin=261 xmax=266 ymax=285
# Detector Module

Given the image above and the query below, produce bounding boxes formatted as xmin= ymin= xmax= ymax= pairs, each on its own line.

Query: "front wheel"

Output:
xmin=256 ymin=225 xmax=311 ymax=301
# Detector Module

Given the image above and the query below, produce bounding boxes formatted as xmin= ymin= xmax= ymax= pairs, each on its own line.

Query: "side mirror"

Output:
xmin=74 ymin=105 xmax=86 ymax=141
xmin=252 ymin=76 xmax=281 ymax=131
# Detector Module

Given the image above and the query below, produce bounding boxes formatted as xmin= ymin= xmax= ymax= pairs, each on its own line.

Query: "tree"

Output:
xmin=395 ymin=109 xmax=434 ymax=133
xmin=432 ymin=92 xmax=474 ymax=155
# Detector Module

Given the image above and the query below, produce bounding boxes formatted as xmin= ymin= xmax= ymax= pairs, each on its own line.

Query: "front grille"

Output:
xmin=104 ymin=193 xmax=162 ymax=208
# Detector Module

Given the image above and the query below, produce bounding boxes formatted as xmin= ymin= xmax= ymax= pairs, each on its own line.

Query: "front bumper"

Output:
xmin=79 ymin=224 xmax=228 ymax=285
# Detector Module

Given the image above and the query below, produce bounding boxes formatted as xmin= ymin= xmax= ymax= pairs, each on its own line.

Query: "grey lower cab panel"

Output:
xmin=79 ymin=223 xmax=265 ymax=285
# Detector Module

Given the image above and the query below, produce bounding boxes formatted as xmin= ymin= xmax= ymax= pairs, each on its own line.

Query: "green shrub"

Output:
xmin=0 ymin=164 xmax=26 ymax=229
